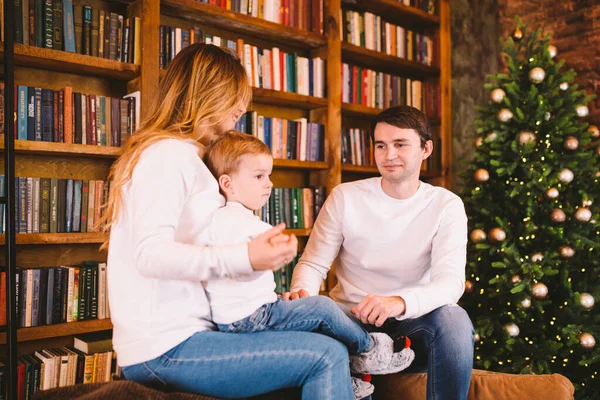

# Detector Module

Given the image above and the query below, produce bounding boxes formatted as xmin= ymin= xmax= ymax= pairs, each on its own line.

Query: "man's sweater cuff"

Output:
xmin=395 ymin=291 xmax=419 ymax=320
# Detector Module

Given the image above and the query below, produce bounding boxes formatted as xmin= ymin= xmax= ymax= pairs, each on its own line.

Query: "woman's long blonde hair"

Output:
xmin=99 ymin=44 xmax=252 ymax=249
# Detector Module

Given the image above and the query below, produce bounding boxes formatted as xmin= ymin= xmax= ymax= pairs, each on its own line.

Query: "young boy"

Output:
xmin=203 ymin=131 xmax=414 ymax=399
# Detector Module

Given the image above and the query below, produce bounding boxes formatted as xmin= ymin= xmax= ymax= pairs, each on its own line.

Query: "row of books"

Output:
xmin=342 ymin=128 xmax=375 ymax=167
xmin=275 ymin=253 xmax=301 ymax=294
xmin=5 ymin=331 xmax=118 ymax=398
xmin=257 ymin=186 xmax=326 ymax=229
xmin=160 ymin=29 xmax=326 ymax=98
xmin=8 ymin=84 xmax=138 ymax=146
xmin=342 ymin=63 xmax=441 ymax=117
xmin=0 ymin=262 xmax=109 ymax=328
xmin=197 ymin=0 xmax=324 ymax=34
xmin=235 ymin=111 xmax=325 ymax=162
xmin=12 ymin=0 xmax=141 ymax=63
xmin=0 ymin=176 xmax=109 ymax=234
xmin=341 ymin=10 xmax=438 ymax=66
xmin=398 ymin=0 xmax=438 ymax=14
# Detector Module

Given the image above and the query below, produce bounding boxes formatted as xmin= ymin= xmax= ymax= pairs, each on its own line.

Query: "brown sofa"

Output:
xmin=34 ymin=369 xmax=574 ymax=400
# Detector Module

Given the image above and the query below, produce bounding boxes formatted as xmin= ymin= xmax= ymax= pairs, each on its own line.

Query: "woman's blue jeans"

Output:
xmin=122 ymin=329 xmax=353 ymax=399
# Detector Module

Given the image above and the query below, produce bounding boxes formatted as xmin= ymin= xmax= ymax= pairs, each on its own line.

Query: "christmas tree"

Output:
xmin=461 ymin=19 xmax=599 ymax=399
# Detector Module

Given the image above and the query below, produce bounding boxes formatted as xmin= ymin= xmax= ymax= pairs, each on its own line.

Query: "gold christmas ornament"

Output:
xmin=519 ymin=131 xmax=536 ymax=145
xmin=550 ymin=209 xmax=566 ymax=223
xmin=558 ymin=169 xmax=574 ymax=184
xmin=596 ymin=146 xmax=600 ymax=156
xmin=474 ymin=333 xmax=480 ymax=342
xmin=576 ymin=105 xmax=589 ymax=117
xmin=512 ymin=27 xmax=523 ymax=41
xmin=589 ymin=125 xmax=600 ymax=139
xmin=521 ymin=298 xmax=532 ymax=308
xmin=511 ymin=275 xmax=521 ymax=284
xmin=545 ymin=188 xmax=559 ymax=200
xmin=579 ymin=293 xmax=595 ymax=310
xmin=489 ymin=227 xmax=506 ymax=242
xmin=474 ymin=169 xmax=490 ymax=183
xmin=579 ymin=332 xmax=596 ymax=350
xmin=486 ymin=132 xmax=498 ymax=141
xmin=563 ymin=136 xmax=579 ymax=151
xmin=548 ymin=45 xmax=557 ymax=58
xmin=529 ymin=67 xmax=546 ymax=84
xmin=531 ymin=253 xmax=544 ymax=263
xmin=470 ymin=229 xmax=486 ymax=243
xmin=497 ymin=109 xmax=513 ymax=123
xmin=575 ymin=207 xmax=592 ymax=223
xmin=490 ymin=88 xmax=506 ymax=104
xmin=465 ymin=280 xmax=474 ymax=293
xmin=531 ymin=282 xmax=549 ymax=299
xmin=475 ymin=137 xmax=483 ymax=148
xmin=505 ymin=322 xmax=520 ymax=337
xmin=583 ymin=199 xmax=593 ymax=207
xmin=559 ymin=82 xmax=569 ymax=91
xmin=559 ymin=245 xmax=575 ymax=259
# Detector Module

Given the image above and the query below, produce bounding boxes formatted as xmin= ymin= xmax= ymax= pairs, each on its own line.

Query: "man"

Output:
xmin=286 ymin=105 xmax=474 ymax=400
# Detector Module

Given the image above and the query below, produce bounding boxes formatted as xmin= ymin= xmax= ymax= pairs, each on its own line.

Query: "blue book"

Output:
xmin=18 ymin=86 xmax=28 ymax=140
xmin=308 ymin=58 xmax=314 ymax=97
xmin=263 ymin=117 xmax=271 ymax=151
xmin=41 ymin=89 xmax=54 ymax=142
xmin=62 ymin=0 xmax=76 ymax=52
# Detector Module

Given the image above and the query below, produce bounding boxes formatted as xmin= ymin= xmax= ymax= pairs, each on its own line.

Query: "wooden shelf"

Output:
xmin=341 ymin=0 xmax=440 ymax=33
xmin=285 ymin=228 xmax=312 ymax=237
xmin=1 ymin=43 xmax=140 ymax=80
xmin=273 ymin=159 xmax=328 ymax=170
xmin=0 ymin=233 xmax=108 ymax=245
xmin=0 ymin=319 xmax=113 ymax=344
xmin=342 ymin=103 xmax=441 ymax=125
xmin=160 ymin=0 xmax=327 ymax=49
xmin=0 ymin=138 xmax=122 ymax=158
xmin=342 ymin=164 xmax=379 ymax=174
xmin=341 ymin=42 xmax=440 ymax=81
xmin=251 ymin=88 xmax=328 ymax=110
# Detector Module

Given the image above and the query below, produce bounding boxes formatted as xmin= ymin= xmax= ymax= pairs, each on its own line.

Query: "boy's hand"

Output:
xmin=248 ymin=223 xmax=298 ymax=272
xmin=281 ymin=289 xmax=310 ymax=301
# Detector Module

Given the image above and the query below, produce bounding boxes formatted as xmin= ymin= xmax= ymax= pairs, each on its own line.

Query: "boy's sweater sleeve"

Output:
xmin=129 ymin=143 xmax=253 ymax=282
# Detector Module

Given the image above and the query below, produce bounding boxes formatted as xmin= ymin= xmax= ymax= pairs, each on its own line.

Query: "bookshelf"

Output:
xmin=1 ymin=0 xmax=452 ymax=397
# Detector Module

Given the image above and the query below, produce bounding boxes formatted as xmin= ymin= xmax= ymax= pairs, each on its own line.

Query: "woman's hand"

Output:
xmin=248 ymin=223 xmax=298 ymax=271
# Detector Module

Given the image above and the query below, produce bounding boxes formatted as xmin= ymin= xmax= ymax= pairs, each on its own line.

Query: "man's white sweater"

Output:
xmin=107 ymin=139 xmax=253 ymax=367
xmin=291 ymin=177 xmax=468 ymax=320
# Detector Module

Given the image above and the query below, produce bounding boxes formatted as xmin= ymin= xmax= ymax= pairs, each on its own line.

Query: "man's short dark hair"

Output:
xmin=370 ymin=106 xmax=432 ymax=148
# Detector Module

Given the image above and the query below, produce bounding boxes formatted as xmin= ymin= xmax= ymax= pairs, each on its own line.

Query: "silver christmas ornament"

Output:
xmin=545 ymin=188 xmax=559 ymax=200
xmin=559 ymin=245 xmax=575 ymax=259
xmin=575 ymin=207 xmax=592 ymax=223
xmin=579 ymin=293 xmax=595 ymax=310
xmin=519 ymin=131 xmax=536 ymax=145
xmin=521 ymin=298 xmax=532 ymax=308
xmin=490 ymin=88 xmax=506 ymax=104
xmin=576 ymin=105 xmax=589 ymax=117
xmin=474 ymin=333 xmax=480 ymax=342
xmin=558 ymin=169 xmax=574 ymax=184
xmin=470 ymin=229 xmax=486 ymax=243
xmin=531 ymin=253 xmax=544 ymax=263
xmin=559 ymin=82 xmax=569 ymax=91
xmin=532 ymin=282 xmax=549 ymax=299
xmin=486 ymin=132 xmax=498 ymax=141
xmin=497 ymin=109 xmax=513 ymax=123
xmin=505 ymin=323 xmax=520 ymax=337
xmin=545 ymin=112 xmax=551 ymax=121
xmin=563 ymin=136 xmax=579 ymax=151
xmin=579 ymin=332 xmax=596 ymax=350
xmin=529 ymin=67 xmax=546 ymax=84
xmin=548 ymin=45 xmax=557 ymax=58
xmin=489 ymin=227 xmax=506 ymax=242
xmin=583 ymin=199 xmax=593 ymax=207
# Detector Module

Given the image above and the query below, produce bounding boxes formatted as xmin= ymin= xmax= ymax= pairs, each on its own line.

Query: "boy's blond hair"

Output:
xmin=204 ymin=130 xmax=271 ymax=179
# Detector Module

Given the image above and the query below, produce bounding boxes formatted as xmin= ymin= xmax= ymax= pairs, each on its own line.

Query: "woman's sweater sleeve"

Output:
xmin=128 ymin=142 xmax=253 ymax=282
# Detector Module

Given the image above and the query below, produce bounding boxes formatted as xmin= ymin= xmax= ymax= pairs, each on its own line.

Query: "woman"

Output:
xmin=101 ymin=44 xmax=353 ymax=399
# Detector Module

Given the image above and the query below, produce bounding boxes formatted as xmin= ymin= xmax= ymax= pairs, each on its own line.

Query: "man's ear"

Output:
xmin=422 ymin=140 xmax=433 ymax=160
xmin=218 ymin=174 xmax=234 ymax=194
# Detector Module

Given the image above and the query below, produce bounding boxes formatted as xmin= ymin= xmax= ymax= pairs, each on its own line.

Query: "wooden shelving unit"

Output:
xmin=341 ymin=0 xmax=440 ymax=32
xmin=0 ymin=139 xmax=123 ymax=158
xmin=0 ymin=233 xmax=107 ymax=245
xmin=0 ymin=320 xmax=113 ymax=345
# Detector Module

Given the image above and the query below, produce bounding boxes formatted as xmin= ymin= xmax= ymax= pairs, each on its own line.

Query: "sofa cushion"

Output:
xmin=372 ymin=369 xmax=574 ymax=400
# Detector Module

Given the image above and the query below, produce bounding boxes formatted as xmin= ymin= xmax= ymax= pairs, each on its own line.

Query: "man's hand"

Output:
xmin=281 ymin=289 xmax=310 ymax=301
xmin=351 ymin=295 xmax=406 ymax=327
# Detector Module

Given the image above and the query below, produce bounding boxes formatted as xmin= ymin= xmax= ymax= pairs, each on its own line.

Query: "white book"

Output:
xmin=272 ymin=48 xmax=281 ymax=91
xmin=297 ymin=118 xmax=308 ymax=161
xmin=175 ymin=28 xmax=182 ymax=55
xmin=263 ymin=49 xmax=271 ymax=89
xmin=243 ymin=44 xmax=253 ymax=85
xmin=66 ymin=267 xmax=75 ymax=322
xmin=25 ymin=269 xmax=33 ymax=327
xmin=98 ymin=263 xmax=107 ymax=319
xmin=398 ymin=26 xmax=406 ymax=58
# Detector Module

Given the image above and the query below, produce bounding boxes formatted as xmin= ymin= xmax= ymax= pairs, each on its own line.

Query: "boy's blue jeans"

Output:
xmin=122 ymin=329 xmax=354 ymax=399
xmin=218 ymin=296 xmax=372 ymax=355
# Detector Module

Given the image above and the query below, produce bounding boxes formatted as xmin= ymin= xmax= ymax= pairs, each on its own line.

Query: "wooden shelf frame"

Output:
xmin=160 ymin=0 xmax=327 ymax=49
xmin=0 ymin=138 xmax=123 ymax=158
xmin=0 ymin=319 xmax=113 ymax=344
xmin=0 ymin=43 xmax=140 ymax=81
xmin=341 ymin=164 xmax=442 ymax=179
xmin=341 ymin=0 xmax=440 ymax=33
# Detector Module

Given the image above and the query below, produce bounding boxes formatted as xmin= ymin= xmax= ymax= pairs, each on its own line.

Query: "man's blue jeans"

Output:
xmin=122 ymin=329 xmax=353 ymax=399
xmin=341 ymin=303 xmax=474 ymax=400
xmin=218 ymin=296 xmax=372 ymax=355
